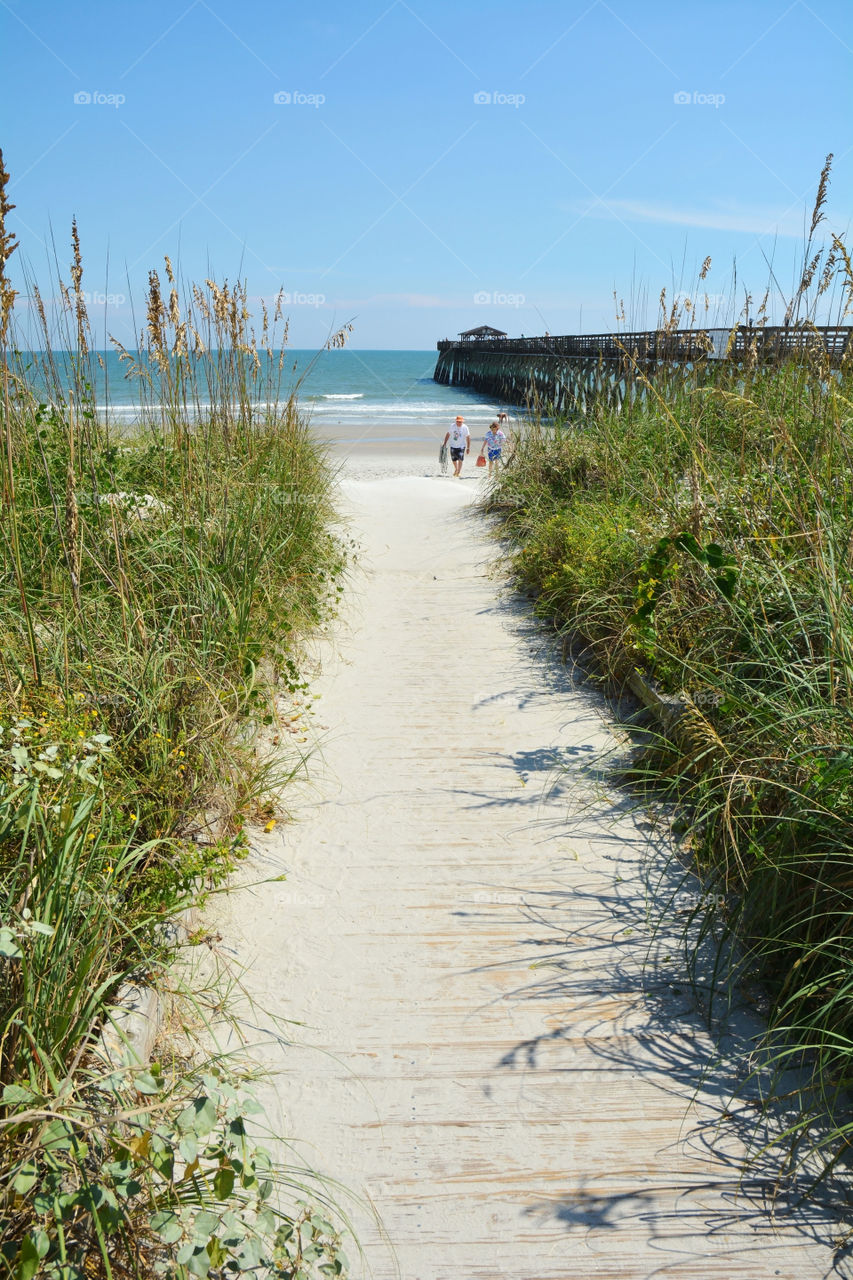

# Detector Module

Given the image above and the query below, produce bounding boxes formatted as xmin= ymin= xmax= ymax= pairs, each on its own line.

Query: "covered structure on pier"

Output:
xmin=458 ymin=325 xmax=508 ymax=341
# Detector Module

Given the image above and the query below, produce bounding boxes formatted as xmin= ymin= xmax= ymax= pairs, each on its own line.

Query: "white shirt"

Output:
xmin=450 ymin=423 xmax=469 ymax=447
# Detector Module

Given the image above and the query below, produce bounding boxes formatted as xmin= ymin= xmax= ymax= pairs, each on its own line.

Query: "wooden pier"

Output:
xmin=434 ymin=325 xmax=853 ymax=413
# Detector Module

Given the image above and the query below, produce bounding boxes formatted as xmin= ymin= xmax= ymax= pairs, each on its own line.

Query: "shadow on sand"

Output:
xmin=450 ymin=587 xmax=853 ymax=1276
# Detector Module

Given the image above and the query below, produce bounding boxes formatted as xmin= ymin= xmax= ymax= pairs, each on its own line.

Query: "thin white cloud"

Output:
xmin=567 ymin=198 xmax=821 ymax=239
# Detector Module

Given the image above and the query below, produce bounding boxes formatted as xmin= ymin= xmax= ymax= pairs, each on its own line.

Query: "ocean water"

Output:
xmin=20 ymin=349 xmax=509 ymax=449
xmin=293 ymin=349 xmax=507 ymax=447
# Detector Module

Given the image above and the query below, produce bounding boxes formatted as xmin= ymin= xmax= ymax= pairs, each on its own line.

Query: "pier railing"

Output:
xmin=436 ymin=325 xmax=853 ymax=364
xmin=433 ymin=325 xmax=853 ymax=412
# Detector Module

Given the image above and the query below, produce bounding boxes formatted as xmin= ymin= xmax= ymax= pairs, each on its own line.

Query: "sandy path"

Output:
xmin=211 ymin=469 xmax=841 ymax=1279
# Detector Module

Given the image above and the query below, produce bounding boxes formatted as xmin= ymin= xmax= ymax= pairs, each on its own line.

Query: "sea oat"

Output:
xmin=325 ymin=322 xmax=353 ymax=351
xmin=0 ymin=149 xmax=19 ymax=345
xmin=810 ymin=153 xmax=833 ymax=237
xmin=146 ymin=269 xmax=168 ymax=369
xmin=817 ymin=248 xmax=837 ymax=298
xmin=800 ymin=250 xmax=822 ymax=296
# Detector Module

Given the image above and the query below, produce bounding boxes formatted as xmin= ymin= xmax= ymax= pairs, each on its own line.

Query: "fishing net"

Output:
xmin=438 ymin=441 xmax=449 ymax=474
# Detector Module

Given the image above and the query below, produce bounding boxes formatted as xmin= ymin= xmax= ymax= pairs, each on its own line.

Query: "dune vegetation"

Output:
xmin=0 ymin=152 xmax=350 ymax=1279
xmin=485 ymin=168 xmax=853 ymax=1190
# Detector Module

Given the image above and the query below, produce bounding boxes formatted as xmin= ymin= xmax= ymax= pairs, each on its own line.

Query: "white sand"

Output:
xmin=333 ymin=450 xmax=468 ymax=482
xmin=208 ymin=466 xmax=844 ymax=1279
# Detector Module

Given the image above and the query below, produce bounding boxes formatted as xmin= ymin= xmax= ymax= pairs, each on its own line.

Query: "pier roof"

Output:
xmin=458 ymin=325 xmax=508 ymax=339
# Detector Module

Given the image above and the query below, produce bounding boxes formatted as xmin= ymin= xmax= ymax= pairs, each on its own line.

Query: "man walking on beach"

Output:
xmin=443 ymin=415 xmax=470 ymax=477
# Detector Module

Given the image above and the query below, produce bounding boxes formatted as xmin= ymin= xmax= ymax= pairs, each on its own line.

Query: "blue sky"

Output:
xmin=2 ymin=0 xmax=851 ymax=348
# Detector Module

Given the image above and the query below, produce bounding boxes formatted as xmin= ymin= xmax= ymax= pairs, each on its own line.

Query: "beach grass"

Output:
xmin=483 ymin=170 xmax=853 ymax=1192
xmin=0 ymin=151 xmax=350 ymax=1278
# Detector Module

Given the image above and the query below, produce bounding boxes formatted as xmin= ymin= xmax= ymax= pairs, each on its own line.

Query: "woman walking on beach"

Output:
xmin=443 ymin=415 xmax=470 ymax=477
xmin=479 ymin=421 xmax=506 ymax=476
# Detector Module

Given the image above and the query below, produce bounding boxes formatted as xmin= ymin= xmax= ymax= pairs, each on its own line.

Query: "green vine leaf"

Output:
xmin=150 ymin=1209 xmax=183 ymax=1244
xmin=14 ymin=1236 xmax=40 ymax=1280
xmin=629 ymin=532 xmax=739 ymax=626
